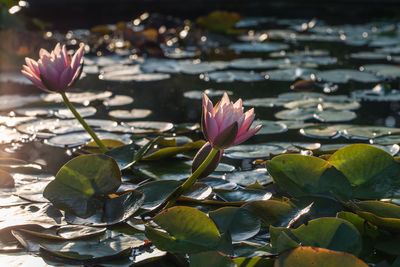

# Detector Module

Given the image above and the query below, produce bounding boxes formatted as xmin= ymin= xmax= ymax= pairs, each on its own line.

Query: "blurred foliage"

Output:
xmin=196 ymin=10 xmax=243 ymax=34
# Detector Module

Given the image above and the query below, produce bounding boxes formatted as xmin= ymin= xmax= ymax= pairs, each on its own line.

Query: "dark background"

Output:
xmin=25 ymin=0 xmax=400 ymax=30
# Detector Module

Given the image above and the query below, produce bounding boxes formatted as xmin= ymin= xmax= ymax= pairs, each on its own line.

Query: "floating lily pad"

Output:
xmin=43 ymin=154 xmax=122 ymax=218
xmin=275 ymin=108 xmax=316 ymax=121
xmin=270 ymin=217 xmax=362 ymax=255
xmin=0 ymin=72 xmax=33 ymax=85
xmin=209 ymin=207 xmax=261 ymax=241
xmin=252 ymin=120 xmax=287 ymax=135
xmin=202 ymin=71 xmax=266 ymax=82
xmin=352 ymin=201 xmax=400 ymax=232
xmin=267 ymin=153 xmax=352 ymax=198
xmin=373 ymin=134 xmax=400 ymax=145
xmin=0 ymin=94 xmax=41 ymax=111
xmin=275 ymin=247 xmax=368 ymax=267
xmin=0 ymin=126 xmax=30 ymax=144
xmin=243 ymin=97 xmax=287 ymax=108
xmin=314 ymin=110 xmax=357 ymax=122
xmin=242 ymin=200 xmax=295 ymax=227
xmin=362 ymin=64 xmax=400 ymax=78
xmin=223 ymin=168 xmax=272 ymax=186
xmin=350 ymin=51 xmax=389 ymax=60
xmin=300 ymin=124 xmax=350 ymax=138
xmin=229 ymin=58 xmax=288 ymax=69
xmin=101 ymin=72 xmax=171 ymax=82
xmin=352 ymin=87 xmax=400 ymax=102
xmin=141 ymin=59 xmax=227 ymax=75
xmin=229 ymin=42 xmax=289 ymax=53
xmin=315 ymin=69 xmax=382 ymax=83
xmin=109 ymin=109 xmax=152 ymax=120
xmin=41 ymin=91 xmax=112 ymax=105
xmin=183 ymin=89 xmax=233 ymax=100
xmin=264 ymin=68 xmax=317 ymax=81
xmin=329 ymin=144 xmax=400 ymax=199
xmin=0 ymin=116 xmax=36 ymax=127
xmin=0 ymin=203 xmax=64 ymax=229
xmin=17 ymin=118 xmax=132 ymax=138
xmin=54 ymin=107 xmax=97 ymax=119
xmin=277 ymin=120 xmax=314 ymax=129
xmin=46 ymin=132 xmax=132 ymax=148
xmin=145 ymin=206 xmax=221 ymax=253
xmin=126 ymin=121 xmax=173 ymax=134
xmin=103 ymin=95 xmax=134 ymax=107
xmin=225 ymin=144 xmax=286 ymax=159
xmin=343 ymin=126 xmax=400 ymax=139
xmin=135 ymin=160 xmax=191 ymax=180
xmin=214 ymin=188 xmax=272 ymax=202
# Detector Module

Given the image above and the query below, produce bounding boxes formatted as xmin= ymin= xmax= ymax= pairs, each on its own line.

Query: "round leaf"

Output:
xmin=43 ymin=154 xmax=121 ymax=218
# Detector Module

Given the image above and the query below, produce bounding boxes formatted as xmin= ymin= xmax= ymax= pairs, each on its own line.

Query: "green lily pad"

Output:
xmin=329 ymin=144 xmax=400 ymax=198
xmin=190 ymin=251 xmax=235 ymax=267
xmin=363 ymin=64 xmax=400 ymax=78
xmin=242 ymin=200 xmax=295 ymax=227
xmin=16 ymin=225 xmax=106 ymax=241
xmin=209 ymin=207 xmax=261 ymax=241
xmin=183 ymin=89 xmax=233 ymax=100
xmin=202 ymin=71 xmax=266 ymax=83
xmin=267 ymin=154 xmax=352 ymax=198
xmin=264 ymin=68 xmax=317 ymax=81
xmin=352 ymin=201 xmax=400 ymax=232
xmin=145 ymin=206 xmax=221 ymax=253
xmin=300 ymin=124 xmax=349 ymax=138
xmin=225 ymin=144 xmax=286 ymax=159
xmin=234 ymin=256 xmax=274 ymax=267
xmin=137 ymin=180 xmax=211 ymax=210
xmin=43 ymin=154 xmax=121 ymax=218
xmin=270 ymin=217 xmax=362 ymax=255
xmin=126 ymin=121 xmax=173 ymax=134
xmin=253 ymin=120 xmax=287 ymax=135
xmin=229 ymin=42 xmax=289 ymax=53
xmin=223 ymin=168 xmax=272 ymax=186
xmin=275 ymin=247 xmax=368 ymax=267
xmin=316 ymin=69 xmax=381 ymax=83
xmin=214 ymin=188 xmax=272 ymax=202
xmin=243 ymin=97 xmax=287 ymax=108
xmin=109 ymin=109 xmax=152 ymax=120
xmin=103 ymin=95 xmax=134 ymax=107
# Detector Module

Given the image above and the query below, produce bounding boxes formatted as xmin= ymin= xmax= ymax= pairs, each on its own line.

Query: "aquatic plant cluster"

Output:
xmin=1 ymin=10 xmax=400 ymax=267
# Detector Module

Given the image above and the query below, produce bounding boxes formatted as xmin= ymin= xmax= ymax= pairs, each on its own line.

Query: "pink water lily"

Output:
xmin=21 ymin=43 xmax=84 ymax=93
xmin=202 ymin=92 xmax=262 ymax=149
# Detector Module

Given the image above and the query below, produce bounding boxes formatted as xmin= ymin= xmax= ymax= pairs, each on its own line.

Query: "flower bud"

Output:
xmin=192 ymin=142 xmax=223 ymax=179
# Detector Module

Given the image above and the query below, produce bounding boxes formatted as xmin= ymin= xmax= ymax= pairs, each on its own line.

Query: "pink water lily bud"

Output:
xmin=192 ymin=142 xmax=223 ymax=178
xmin=202 ymin=92 xmax=262 ymax=149
xmin=21 ymin=43 xmax=84 ymax=93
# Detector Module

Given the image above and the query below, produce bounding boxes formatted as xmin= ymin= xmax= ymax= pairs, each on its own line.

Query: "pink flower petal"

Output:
xmin=21 ymin=70 xmax=46 ymax=90
xmin=39 ymin=48 xmax=50 ymax=58
xmin=70 ymin=46 xmax=84 ymax=74
xmin=233 ymin=124 xmax=262 ymax=145
xmin=59 ymin=66 xmax=73 ymax=89
xmin=205 ymin=111 xmax=219 ymax=143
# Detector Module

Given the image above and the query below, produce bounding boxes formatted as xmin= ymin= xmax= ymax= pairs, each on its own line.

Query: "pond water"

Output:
xmin=1 ymin=9 xmax=400 ymax=265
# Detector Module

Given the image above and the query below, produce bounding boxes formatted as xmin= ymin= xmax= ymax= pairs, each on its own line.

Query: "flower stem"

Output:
xmin=164 ymin=147 xmax=219 ymax=209
xmin=61 ymin=92 xmax=108 ymax=153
